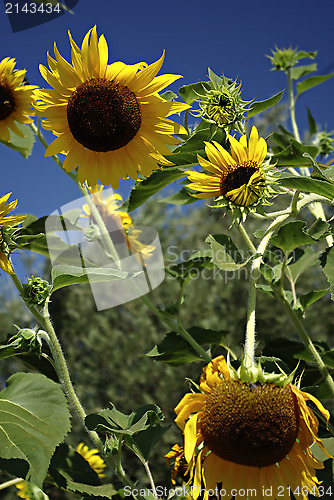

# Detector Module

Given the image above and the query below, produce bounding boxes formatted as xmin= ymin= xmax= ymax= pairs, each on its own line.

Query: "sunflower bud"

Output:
xmin=314 ymin=130 xmax=334 ymax=157
xmin=22 ymin=276 xmax=51 ymax=308
xmin=195 ymin=70 xmax=249 ymax=133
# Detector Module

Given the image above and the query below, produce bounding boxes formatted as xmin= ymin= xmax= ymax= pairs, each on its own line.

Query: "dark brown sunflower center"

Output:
xmin=67 ymin=78 xmax=142 ymax=152
xmin=200 ymin=379 xmax=299 ymax=468
xmin=0 ymin=83 xmax=15 ymax=120
xmin=222 ymin=164 xmax=258 ymax=194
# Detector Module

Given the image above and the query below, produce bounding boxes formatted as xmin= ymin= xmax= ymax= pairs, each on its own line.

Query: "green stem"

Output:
xmin=287 ymin=68 xmax=301 ymax=143
xmin=273 ymin=290 xmax=334 ymax=395
xmin=0 ymin=478 xmax=22 ymax=491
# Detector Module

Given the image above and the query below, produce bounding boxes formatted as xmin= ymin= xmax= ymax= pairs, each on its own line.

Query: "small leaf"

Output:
xmin=127 ymin=168 xmax=185 ymax=212
xmin=298 ymin=289 xmax=329 ymax=311
xmin=247 ymin=90 xmax=284 ymax=119
xmin=146 ymin=327 xmax=227 ymax=365
xmin=287 ymin=247 xmax=320 ymax=283
xmin=290 ymin=63 xmax=317 ymax=81
xmin=178 ymin=81 xmax=211 ymax=104
xmin=307 ymin=107 xmax=317 ymax=136
xmin=160 ymin=187 xmax=198 ymax=205
xmin=320 ymin=246 xmax=334 ymax=300
xmin=0 ymin=373 xmax=71 ymax=488
xmin=297 ymin=74 xmax=333 ymax=96
xmin=51 ymin=265 xmax=141 ymax=293
xmin=279 ymin=174 xmax=334 ymax=200
xmin=270 ymin=221 xmax=315 ymax=253
xmin=205 ymin=234 xmax=254 ymax=271
xmin=0 ymin=122 xmax=35 ymax=158
xmin=160 ymin=90 xmax=178 ymax=101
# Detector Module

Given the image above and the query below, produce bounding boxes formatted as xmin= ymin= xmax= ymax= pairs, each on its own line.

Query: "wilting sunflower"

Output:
xmin=34 ymin=27 xmax=188 ymax=188
xmin=0 ymin=57 xmax=36 ymax=142
xmin=186 ymin=126 xmax=275 ymax=210
xmin=174 ymin=356 xmax=331 ymax=500
xmin=76 ymin=442 xmax=106 ymax=478
xmin=82 ymin=186 xmax=155 ymax=260
xmin=0 ymin=193 xmax=26 ymax=274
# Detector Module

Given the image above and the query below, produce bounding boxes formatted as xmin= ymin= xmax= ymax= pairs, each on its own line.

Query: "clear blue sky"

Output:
xmin=1 ymin=0 xmax=334 ymax=219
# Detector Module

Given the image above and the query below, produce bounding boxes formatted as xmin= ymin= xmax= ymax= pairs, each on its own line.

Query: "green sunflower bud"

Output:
xmin=22 ymin=276 xmax=51 ymax=308
xmin=267 ymin=46 xmax=317 ymax=72
xmin=314 ymin=130 xmax=334 ymax=157
xmin=194 ymin=69 xmax=249 ymax=133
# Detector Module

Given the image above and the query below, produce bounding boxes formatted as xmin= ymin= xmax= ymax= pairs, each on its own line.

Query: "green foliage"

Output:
xmin=0 ymin=373 xmax=71 ymax=488
xmin=0 ymin=122 xmax=35 ymax=158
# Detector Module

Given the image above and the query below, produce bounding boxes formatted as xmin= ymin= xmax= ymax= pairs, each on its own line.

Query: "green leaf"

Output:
xmin=279 ymin=174 xmax=334 ymax=199
xmin=307 ymin=107 xmax=317 ymax=136
xmin=0 ymin=373 xmax=71 ymax=488
xmin=320 ymin=246 xmax=334 ymax=300
xmin=160 ymin=187 xmax=198 ymax=205
xmin=287 ymin=247 xmax=320 ymax=283
xmin=86 ymin=404 xmax=164 ymax=437
xmin=295 ymin=50 xmax=317 ymax=60
xmin=132 ymin=423 xmax=168 ymax=461
xmin=51 ymin=265 xmax=141 ymax=293
xmin=270 ymin=221 xmax=315 ymax=253
xmin=298 ymin=289 xmax=330 ymax=311
xmin=205 ymin=234 xmax=254 ymax=271
xmin=146 ymin=326 xmax=227 ymax=365
xmin=160 ymin=90 xmax=178 ymax=101
xmin=297 ymin=74 xmax=333 ymax=96
xmin=0 ymin=122 xmax=35 ymax=158
xmin=127 ymin=168 xmax=185 ymax=212
xmin=290 ymin=63 xmax=317 ymax=81
xmin=246 ymin=90 xmax=284 ymax=119
xmin=178 ymin=81 xmax=210 ymax=104
xmin=166 ymin=253 xmax=212 ymax=281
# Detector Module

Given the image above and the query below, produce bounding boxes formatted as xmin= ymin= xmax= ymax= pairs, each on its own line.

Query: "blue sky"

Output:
xmin=0 ymin=0 xmax=334 ymax=219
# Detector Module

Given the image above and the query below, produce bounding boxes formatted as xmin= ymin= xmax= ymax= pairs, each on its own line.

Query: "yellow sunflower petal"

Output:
xmin=174 ymin=393 xmax=207 ymax=429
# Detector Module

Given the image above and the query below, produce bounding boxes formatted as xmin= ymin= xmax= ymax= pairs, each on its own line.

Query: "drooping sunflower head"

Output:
xmin=76 ymin=442 xmax=106 ymax=478
xmin=0 ymin=57 xmax=36 ymax=142
xmin=0 ymin=192 xmax=26 ymax=274
xmin=186 ymin=126 xmax=278 ymax=221
xmin=174 ymin=356 xmax=331 ymax=498
xmin=34 ymin=27 xmax=189 ymax=189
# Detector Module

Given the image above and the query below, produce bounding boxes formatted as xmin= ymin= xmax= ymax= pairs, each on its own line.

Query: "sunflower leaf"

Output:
xmin=278 ymin=174 xmax=334 ymax=199
xmin=205 ymin=234 xmax=254 ymax=271
xmin=178 ymin=81 xmax=211 ymax=104
xmin=0 ymin=373 xmax=71 ymax=488
xmin=270 ymin=221 xmax=315 ymax=253
xmin=160 ymin=187 xmax=198 ymax=205
xmin=296 ymin=73 xmax=333 ymax=97
xmin=0 ymin=123 xmax=35 ymax=158
xmin=146 ymin=327 xmax=227 ymax=365
xmin=290 ymin=63 xmax=317 ymax=81
xmin=51 ymin=265 xmax=141 ymax=293
xmin=320 ymin=246 xmax=334 ymax=300
xmin=246 ymin=90 xmax=284 ymax=120
xmin=127 ymin=168 xmax=185 ymax=212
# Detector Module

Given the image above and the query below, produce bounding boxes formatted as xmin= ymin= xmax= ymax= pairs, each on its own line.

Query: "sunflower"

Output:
xmin=0 ymin=57 xmax=36 ymax=142
xmin=82 ymin=186 xmax=155 ymax=260
xmin=34 ymin=27 xmax=188 ymax=189
xmin=174 ymin=356 xmax=332 ymax=500
xmin=186 ymin=126 xmax=272 ymax=208
xmin=76 ymin=442 xmax=106 ymax=478
xmin=0 ymin=193 xmax=26 ymax=274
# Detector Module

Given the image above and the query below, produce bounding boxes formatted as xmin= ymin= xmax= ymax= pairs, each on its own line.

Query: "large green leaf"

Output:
xmin=297 ymin=73 xmax=333 ymax=96
xmin=160 ymin=187 xmax=198 ymax=205
xmin=290 ymin=64 xmax=317 ymax=81
xmin=0 ymin=122 xmax=35 ymax=158
xmin=246 ymin=90 xmax=284 ymax=120
xmin=0 ymin=373 xmax=71 ymax=488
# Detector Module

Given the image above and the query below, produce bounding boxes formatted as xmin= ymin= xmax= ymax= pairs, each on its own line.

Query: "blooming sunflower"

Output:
xmin=0 ymin=57 xmax=36 ymax=142
xmin=186 ymin=126 xmax=274 ymax=210
xmin=0 ymin=193 xmax=26 ymax=274
xmin=76 ymin=442 xmax=106 ymax=478
xmin=174 ymin=356 xmax=332 ymax=500
xmin=34 ymin=27 xmax=188 ymax=188
xmin=82 ymin=186 xmax=155 ymax=260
